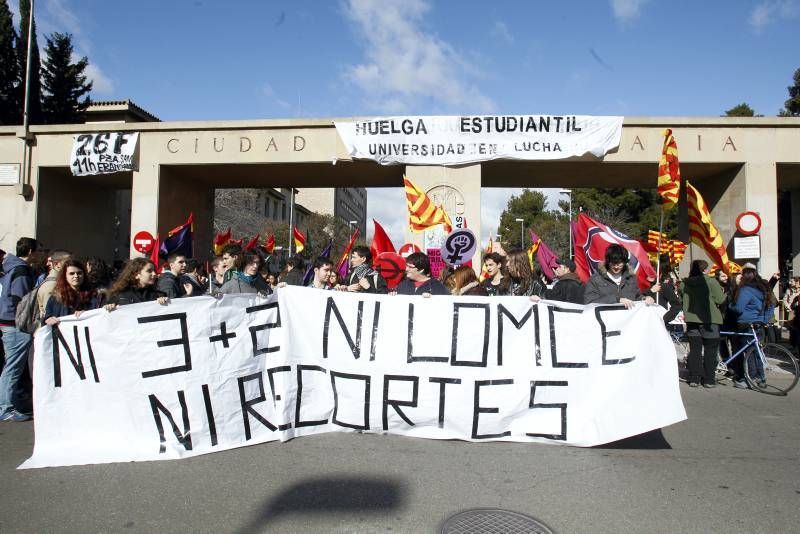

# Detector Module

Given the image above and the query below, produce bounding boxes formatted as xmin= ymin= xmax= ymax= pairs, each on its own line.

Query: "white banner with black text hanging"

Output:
xmin=70 ymin=132 xmax=139 ymax=175
xmin=334 ymin=115 xmax=623 ymax=165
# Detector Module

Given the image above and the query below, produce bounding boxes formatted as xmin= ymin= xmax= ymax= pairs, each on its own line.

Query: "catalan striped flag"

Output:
xmin=404 ymin=175 xmax=453 ymax=233
xmin=658 ymin=129 xmax=681 ymax=209
xmin=687 ymin=181 xmax=733 ymax=273
xmin=646 ymin=229 xmax=688 ymax=266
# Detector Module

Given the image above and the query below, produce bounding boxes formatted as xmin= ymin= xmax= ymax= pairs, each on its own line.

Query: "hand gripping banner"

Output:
xmin=21 ymin=287 xmax=685 ymax=468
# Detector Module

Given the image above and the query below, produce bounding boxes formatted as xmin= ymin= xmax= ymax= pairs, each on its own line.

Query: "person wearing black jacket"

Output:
xmin=156 ymin=252 xmax=192 ymax=299
xmin=394 ymin=252 xmax=450 ymax=296
xmin=337 ymin=246 xmax=388 ymax=294
xmin=105 ymin=258 xmax=169 ymax=310
xmin=536 ymin=259 xmax=584 ymax=304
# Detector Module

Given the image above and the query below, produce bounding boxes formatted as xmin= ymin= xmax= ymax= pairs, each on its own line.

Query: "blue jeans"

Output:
xmin=0 ymin=325 xmax=33 ymax=416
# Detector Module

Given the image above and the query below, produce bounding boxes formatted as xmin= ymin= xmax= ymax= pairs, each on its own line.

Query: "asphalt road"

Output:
xmin=2 ymin=378 xmax=800 ymax=533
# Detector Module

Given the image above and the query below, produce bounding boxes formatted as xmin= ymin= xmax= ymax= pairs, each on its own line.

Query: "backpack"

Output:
xmin=15 ymin=284 xmax=42 ymax=335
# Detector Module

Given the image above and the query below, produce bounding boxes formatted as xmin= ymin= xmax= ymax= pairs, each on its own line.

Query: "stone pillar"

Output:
xmin=128 ymin=156 xmax=160 ymax=258
xmin=403 ymin=164 xmax=482 ymax=270
xmin=742 ymin=161 xmax=779 ymax=275
xmin=792 ymin=190 xmax=800 ymax=275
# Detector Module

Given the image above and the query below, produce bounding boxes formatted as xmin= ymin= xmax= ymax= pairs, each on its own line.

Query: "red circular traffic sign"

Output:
xmin=133 ymin=230 xmax=156 ymax=254
xmin=735 ymin=211 xmax=761 ymax=235
xmin=398 ymin=243 xmax=421 ymax=258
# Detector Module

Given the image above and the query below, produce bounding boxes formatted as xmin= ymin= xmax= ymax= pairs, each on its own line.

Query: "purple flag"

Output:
xmin=529 ymin=229 xmax=560 ymax=281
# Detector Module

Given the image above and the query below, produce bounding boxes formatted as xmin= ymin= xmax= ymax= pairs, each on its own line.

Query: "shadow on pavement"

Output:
xmin=236 ymin=475 xmax=406 ymax=534
xmin=593 ymin=428 xmax=672 ymax=450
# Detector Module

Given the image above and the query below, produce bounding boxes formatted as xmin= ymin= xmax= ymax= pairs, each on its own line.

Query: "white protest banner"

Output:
xmin=70 ymin=132 xmax=139 ymax=176
xmin=21 ymin=287 xmax=685 ymax=469
xmin=334 ymin=115 xmax=623 ymax=165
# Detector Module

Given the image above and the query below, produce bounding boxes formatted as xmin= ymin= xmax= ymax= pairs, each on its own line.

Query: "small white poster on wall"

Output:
xmin=734 ymin=236 xmax=761 ymax=259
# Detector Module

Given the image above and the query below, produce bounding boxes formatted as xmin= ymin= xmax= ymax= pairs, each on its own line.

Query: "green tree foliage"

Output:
xmin=17 ymin=0 xmax=42 ymax=124
xmin=779 ymin=67 xmax=800 ymax=117
xmin=0 ymin=0 xmax=19 ymax=124
xmin=41 ymin=32 xmax=92 ymax=124
xmin=724 ymin=103 xmax=756 ymax=116
xmin=497 ymin=189 xmax=548 ymax=249
xmin=568 ymin=188 xmax=677 ymax=241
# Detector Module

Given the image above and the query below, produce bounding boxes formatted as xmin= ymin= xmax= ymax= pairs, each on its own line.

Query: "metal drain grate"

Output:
xmin=439 ymin=508 xmax=554 ymax=534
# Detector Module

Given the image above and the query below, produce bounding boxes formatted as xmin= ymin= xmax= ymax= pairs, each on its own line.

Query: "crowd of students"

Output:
xmin=0 ymin=236 xmax=798 ymax=422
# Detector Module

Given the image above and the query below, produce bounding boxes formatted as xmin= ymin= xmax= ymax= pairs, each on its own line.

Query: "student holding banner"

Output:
xmin=105 ymin=258 xmax=169 ymax=309
xmin=394 ymin=252 xmax=450 ymax=296
xmin=481 ymin=252 xmax=509 ymax=296
xmin=446 ymin=265 xmax=489 ymax=296
xmin=505 ymin=249 xmax=544 ymax=297
xmin=218 ymin=251 xmax=272 ymax=296
xmin=338 ymin=246 xmax=387 ymax=294
xmin=307 ymin=257 xmax=334 ymax=290
xmin=584 ymin=245 xmax=656 ymax=308
xmin=42 ymin=260 xmax=100 ymax=326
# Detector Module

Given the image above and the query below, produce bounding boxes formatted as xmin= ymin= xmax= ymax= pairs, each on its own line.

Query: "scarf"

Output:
xmin=235 ymin=270 xmax=258 ymax=285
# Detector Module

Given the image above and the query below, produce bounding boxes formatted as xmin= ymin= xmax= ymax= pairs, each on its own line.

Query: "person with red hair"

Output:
xmin=42 ymin=259 xmax=100 ymax=326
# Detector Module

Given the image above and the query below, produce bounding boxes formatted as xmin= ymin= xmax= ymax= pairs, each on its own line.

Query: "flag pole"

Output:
xmin=288 ymin=188 xmax=295 ymax=258
xmin=655 ymin=207 xmax=665 ymax=306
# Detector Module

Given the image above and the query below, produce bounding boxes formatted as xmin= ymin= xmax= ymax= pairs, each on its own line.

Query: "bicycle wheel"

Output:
xmin=744 ymin=343 xmax=799 ymax=395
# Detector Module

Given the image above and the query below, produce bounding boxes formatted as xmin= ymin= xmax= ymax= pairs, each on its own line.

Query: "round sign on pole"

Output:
xmin=132 ymin=230 xmax=156 ymax=254
xmin=398 ymin=243 xmax=422 ymax=258
xmin=735 ymin=211 xmax=761 ymax=235
xmin=440 ymin=229 xmax=477 ymax=266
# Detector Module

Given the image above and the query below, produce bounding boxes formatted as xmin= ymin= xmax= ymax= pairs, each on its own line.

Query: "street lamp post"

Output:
xmin=560 ymin=189 xmax=573 ymax=258
xmin=348 ymin=220 xmax=358 ymax=235
xmin=515 ymin=218 xmax=524 ymax=248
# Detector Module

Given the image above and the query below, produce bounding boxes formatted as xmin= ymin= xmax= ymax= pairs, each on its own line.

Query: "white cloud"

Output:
xmin=491 ymin=21 xmax=514 ymax=44
xmin=342 ymin=0 xmax=495 ymax=113
xmin=610 ymin=0 xmax=647 ymax=23
xmin=262 ymin=83 xmax=292 ymax=110
xmin=14 ymin=1 xmax=117 ymax=98
xmin=749 ymin=1 xmax=798 ymax=31
xmin=84 ymin=61 xmax=114 ymax=94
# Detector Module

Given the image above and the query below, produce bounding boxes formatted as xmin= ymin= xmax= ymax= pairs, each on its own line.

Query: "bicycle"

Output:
xmin=716 ymin=323 xmax=799 ymax=396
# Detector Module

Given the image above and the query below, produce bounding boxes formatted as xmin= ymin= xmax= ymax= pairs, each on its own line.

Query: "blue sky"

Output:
xmin=11 ymin=0 xmax=799 ymax=242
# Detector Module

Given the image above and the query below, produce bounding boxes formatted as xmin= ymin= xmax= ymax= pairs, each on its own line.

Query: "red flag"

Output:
xmin=370 ymin=219 xmax=396 ymax=263
xmin=263 ymin=234 xmax=275 ymax=254
xmin=244 ymin=234 xmax=260 ymax=250
xmin=573 ymin=212 xmax=656 ymax=291
xmin=150 ymin=234 xmax=161 ymax=269
xmin=213 ymin=228 xmax=232 ymax=255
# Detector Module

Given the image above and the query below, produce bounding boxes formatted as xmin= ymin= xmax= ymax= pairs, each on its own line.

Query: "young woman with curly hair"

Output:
xmin=105 ymin=258 xmax=168 ymax=310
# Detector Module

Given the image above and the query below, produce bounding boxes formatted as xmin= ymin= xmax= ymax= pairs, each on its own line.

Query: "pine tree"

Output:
xmin=17 ymin=0 xmax=42 ymax=124
xmin=779 ymin=68 xmax=800 ymax=117
xmin=0 ymin=0 xmax=19 ymax=124
xmin=41 ymin=32 xmax=92 ymax=124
